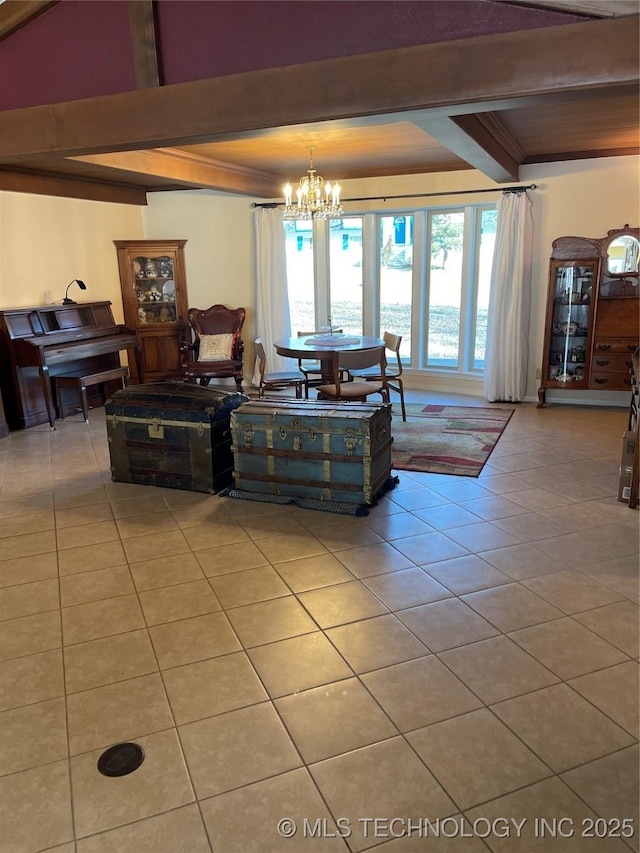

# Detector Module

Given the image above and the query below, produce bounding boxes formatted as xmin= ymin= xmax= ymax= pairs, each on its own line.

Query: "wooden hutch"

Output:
xmin=538 ymin=225 xmax=640 ymax=407
xmin=114 ymin=240 xmax=189 ymax=384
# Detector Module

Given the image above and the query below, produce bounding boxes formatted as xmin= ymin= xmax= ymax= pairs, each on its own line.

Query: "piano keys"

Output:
xmin=0 ymin=301 xmax=139 ymax=429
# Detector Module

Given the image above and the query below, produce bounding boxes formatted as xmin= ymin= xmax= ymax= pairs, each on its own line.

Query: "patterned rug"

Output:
xmin=391 ymin=404 xmax=514 ymax=477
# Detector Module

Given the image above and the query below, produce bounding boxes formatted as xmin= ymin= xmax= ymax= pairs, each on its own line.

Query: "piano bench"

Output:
xmin=55 ymin=366 xmax=130 ymax=422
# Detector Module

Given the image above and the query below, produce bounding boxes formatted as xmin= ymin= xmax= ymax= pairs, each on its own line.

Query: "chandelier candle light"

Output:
xmin=282 ymin=148 xmax=343 ymax=220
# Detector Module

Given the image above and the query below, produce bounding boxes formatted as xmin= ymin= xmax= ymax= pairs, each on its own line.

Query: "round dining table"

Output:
xmin=274 ymin=334 xmax=385 ymax=384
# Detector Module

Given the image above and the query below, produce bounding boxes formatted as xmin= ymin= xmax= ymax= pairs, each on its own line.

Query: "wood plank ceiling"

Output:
xmin=0 ymin=0 xmax=638 ymax=204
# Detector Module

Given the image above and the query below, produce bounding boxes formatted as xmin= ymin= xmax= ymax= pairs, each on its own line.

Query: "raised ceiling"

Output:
xmin=0 ymin=0 xmax=638 ymax=204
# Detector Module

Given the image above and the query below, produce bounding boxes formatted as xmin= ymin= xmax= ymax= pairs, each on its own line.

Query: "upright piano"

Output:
xmin=0 ymin=301 xmax=139 ymax=429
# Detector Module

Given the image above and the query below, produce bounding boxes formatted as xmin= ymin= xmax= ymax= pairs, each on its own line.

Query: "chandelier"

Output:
xmin=282 ymin=148 xmax=343 ymax=220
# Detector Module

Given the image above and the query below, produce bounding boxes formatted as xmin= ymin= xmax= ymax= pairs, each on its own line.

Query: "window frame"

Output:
xmin=286 ymin=202 xmax=495 ymax=377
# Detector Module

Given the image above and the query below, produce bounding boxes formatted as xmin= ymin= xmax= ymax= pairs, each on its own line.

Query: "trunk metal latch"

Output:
xmin=148 ymin=420 xmax=164 ymax=439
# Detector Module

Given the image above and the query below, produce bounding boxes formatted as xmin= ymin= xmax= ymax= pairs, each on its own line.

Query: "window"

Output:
xmin=285 ymin=220 xmax=315 ymax=334
xmin=380 ymin=215 xmax=412 ymax=360
xmin=285 ymin=204 xmax=495 ymax=375
xmin=473 ymin=208 xmax=497 ymax=370
xmin=426 ymin=210 xmax=464 ymax=368
xmin=329 ymin=218 xmax=363 ymax=335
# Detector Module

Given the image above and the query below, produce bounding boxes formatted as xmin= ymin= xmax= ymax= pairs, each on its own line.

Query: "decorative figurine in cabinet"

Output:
xmin=114 ymin=240 xmax=189 ymax=383
xmin=538 ymin=226 xmax=639 ymax=407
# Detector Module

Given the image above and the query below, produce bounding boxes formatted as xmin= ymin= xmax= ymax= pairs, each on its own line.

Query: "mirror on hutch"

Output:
xmin=538 ymin=225 xmax=639 ymax=407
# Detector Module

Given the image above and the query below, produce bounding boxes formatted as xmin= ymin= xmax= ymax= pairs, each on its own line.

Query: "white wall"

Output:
xmin=0 ymin=192 xmax=143 ymax=319
xmin=141 ymin=189 xmax=259 ymax=377
xmin=142 ymin=190 xmax=258 ymax=328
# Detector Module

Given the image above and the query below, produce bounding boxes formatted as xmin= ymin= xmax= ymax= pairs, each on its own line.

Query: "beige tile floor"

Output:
xmin=0 ymin=391 xmax=638 ymax=853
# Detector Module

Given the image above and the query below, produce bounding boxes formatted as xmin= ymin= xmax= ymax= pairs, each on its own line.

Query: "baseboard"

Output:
xmin=523 ymin=392 xmax=628 ymax=408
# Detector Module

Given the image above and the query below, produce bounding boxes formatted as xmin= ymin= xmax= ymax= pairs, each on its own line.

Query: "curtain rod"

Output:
xmin=252 ymin=184 xmax=536 ymax=208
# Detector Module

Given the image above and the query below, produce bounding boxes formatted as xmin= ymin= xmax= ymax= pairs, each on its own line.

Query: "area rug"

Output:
xmin=391 ymin=404 xmax=514 ymax=477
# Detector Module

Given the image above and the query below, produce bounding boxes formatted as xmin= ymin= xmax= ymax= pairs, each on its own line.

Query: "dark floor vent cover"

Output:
xmin=97 ymin=742 xmax=145 ymax=777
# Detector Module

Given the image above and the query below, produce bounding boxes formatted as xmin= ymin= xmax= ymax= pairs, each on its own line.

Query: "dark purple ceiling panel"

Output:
xmin=0 ymin=0 xmax=135 ymax=111
xmin=155 ymin=0 xmax=587 ymax=85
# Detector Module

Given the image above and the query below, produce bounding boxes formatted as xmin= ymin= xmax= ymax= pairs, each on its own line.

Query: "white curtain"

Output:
xmin=253 ymin=207 xmax=292 ymax=384
xmin=483 ymin=191 xmax=533 ymax=402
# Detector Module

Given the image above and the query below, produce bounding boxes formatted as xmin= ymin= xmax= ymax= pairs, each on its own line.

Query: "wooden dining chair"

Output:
xmin=317 ymin=346 xmax=390 ymax=405
xmin=296 ymin=329 xmax=344 ymax=398
xmin=255 ymin=338 xmax=305 ymax=398
xmin=347 ymin=331 xmax=406 ymax=419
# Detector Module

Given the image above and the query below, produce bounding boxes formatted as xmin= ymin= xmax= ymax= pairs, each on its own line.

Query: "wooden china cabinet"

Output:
xmin=114 ymin=240 xmax=189 ymax=383
xmin=538 ymin=226 xmax=640 ymax=407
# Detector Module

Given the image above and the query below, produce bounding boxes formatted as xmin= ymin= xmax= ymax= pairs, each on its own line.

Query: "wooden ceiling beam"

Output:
xmin=416 ymin=112 xmax=524 ymax=182
xmin=127 ymin=0 xmax=160 ymax=89
xmin=524 ymin=146 xmax=640 ymax=163
xmin=0 ymin=0 xmax=58 ymax=42
xmin=0 ymin=16 xmax=636 ymax=163
xmin=496 ymin=0 xmax=639 ymax=17
xmin=69 ymin=149 xmax=282 ymax=197
xmin=0 ymin=168 xmax=147 ymax=204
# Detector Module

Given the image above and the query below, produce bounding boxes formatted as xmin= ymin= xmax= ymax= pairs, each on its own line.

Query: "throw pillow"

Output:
xmin=197 ymin=333 xmax=234 ymax=361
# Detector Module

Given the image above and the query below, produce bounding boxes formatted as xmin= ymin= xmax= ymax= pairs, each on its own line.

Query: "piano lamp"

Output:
xmin=63 ymin=279 xmax=87 ymax=304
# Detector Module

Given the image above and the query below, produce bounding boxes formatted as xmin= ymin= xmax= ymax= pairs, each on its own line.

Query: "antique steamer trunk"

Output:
xmin=106 ymin=382 xmax=248 ymax=493
xmin=230 ymin=400 xmax=393 ymax=506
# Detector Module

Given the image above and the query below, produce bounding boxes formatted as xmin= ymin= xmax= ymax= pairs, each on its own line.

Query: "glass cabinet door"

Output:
xmin=545 ymin=260 xmax=597 ymax=386
xmin=133 ymin=254 xmax=178 ymax=325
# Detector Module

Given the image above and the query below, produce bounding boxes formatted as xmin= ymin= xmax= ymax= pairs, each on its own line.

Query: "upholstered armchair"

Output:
xmin=180 ymin=305 xmax=246 ymax=390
